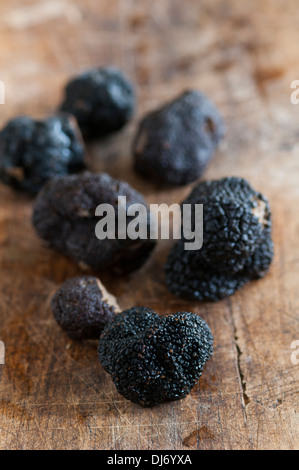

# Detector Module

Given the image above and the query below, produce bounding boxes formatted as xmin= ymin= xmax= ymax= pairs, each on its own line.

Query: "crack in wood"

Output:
xmin=228 ymin=301 xmax=250 ymax=423
xmin=235 ymin=340 xmax=251 ymax=412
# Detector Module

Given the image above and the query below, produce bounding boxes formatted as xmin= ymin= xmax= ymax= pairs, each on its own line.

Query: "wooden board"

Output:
xmin=0 ymin=0 xmax=298 ymax=450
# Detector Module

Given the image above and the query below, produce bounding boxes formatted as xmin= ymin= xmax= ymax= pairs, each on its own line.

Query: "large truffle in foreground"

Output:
xmin=51 ymin=276 xmax=120 ymax=340
xmin=133 ymin=90 xmax=224 ymax=186
xmin=98 ymin=307 xmax=213 ymax=407
xmin=32 ymin=172 xmax=155 ymax=274
xmin=60 ymin=67 xmax=136 ymax=139
xmin=0 ymin=115 xmax=85 ymax=194
xmin=166 ymin=177 xmax=274 ymax=301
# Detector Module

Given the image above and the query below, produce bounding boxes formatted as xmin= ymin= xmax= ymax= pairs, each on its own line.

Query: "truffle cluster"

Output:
xmin=51 ymin=276 xmax=120 ymax=340
xmin=98 ymin=307 xmax=213 ymax=407
xmin=133 ymin=90 xmax=224 ymax=186
xmin=60 ymin=67 xmax=136 ymax=139
xmin=32 ymin=172 xmax=155 ymax=274
xmin=166 ymin=177 xmax=274 ymax=301
xmin=0 ymin=115 xmax=85 ymax=194
xmin=0 ymin=62 xmax=276 ymax=412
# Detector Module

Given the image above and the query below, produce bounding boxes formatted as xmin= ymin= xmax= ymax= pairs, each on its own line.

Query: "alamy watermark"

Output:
xmin=95 ymin=197 xmax=203 ymax=250
xmin=0 ymin=341 xmax=5 ymax=365
xmin=290 ymin=80 xmax=299 ymax=104
xmin=290 ymin=340 xmax=299 ymax=365
xmin=0 ymin=81 xmax=5 ymax=104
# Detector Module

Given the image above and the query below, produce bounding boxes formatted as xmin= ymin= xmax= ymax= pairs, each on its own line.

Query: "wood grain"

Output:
xmin=0 ymin=0 xmax=298 ymax=450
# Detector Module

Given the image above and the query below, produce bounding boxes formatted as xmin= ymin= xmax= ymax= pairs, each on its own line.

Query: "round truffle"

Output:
xmin=133 ymin=90 xmax=224 ymax=186
xmin=51 ymin=276 xmax=120 ymax=340
xmin=98 ymin=307 xmax=213 ymax=407
xmin=60 ymin=67 xmax=136 ymax=139
xmin=32 ymin=172 xmax=156 ymax=274
xmin=0 ymin=114 xmax=85 ymax=194
xmin=166 ymin=177 xmax=274 ymax=301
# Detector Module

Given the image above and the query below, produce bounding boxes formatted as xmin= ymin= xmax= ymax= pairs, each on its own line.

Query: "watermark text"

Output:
xmin=290 ymin=80 xmax=299 ymax=104
xmin=291 ymin=340 xmax=299 ymax=365
xmin=0 ymin=81 xmax=5 ymax=104
xmin=95 ymin=197 xmax=203 ymax=251
xmin=0 ymin=341 xmax=5 ymax=365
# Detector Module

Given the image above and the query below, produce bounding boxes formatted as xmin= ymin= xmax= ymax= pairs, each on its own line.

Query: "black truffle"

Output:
xmin=133 ymin=90 xmax=224 ymax=186
xmin=166 ymin=177 xmax=274 ymax=301
xmin=60 ymin=67 xmax=136 ymax=139
xmin=32 ymin=172 xmax=155 ymax=274
xmin=0 ymin=114 xmax=85 ymax=194
xmin=51 ymin=276 xmax=120 ymax=340
xmin=98 ymin=307 xmax=213 ymax=407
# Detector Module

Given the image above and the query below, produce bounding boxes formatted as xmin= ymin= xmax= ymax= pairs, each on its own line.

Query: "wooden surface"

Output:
xmin=0 ymin=0 xmax=298 ymax=450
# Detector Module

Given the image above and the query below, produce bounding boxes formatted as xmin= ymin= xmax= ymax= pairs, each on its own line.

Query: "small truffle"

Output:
xmin=98 ymin=307 xmax=213 ymax=407
xmin=0 ymin=114 xmax=85 ymax=194
xmin=166 ymin=177 xmax=274 ymax=301
xmin=60 ymin=67 xmax=136 ymax=139
xmin=133 ymin=90 xmax=224 ymax=186
xmin=51 ymin=276 xmax=120 ymax=340
xmin=32 ymin=172 xmax=156 ymax=274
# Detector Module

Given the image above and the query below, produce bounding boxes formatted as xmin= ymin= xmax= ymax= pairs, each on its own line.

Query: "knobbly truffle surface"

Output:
xmin=98 ymin=307 xmax=213 ymax=407
xmin=134 ymin=90 xmax=224 ymax=186
xmin=51 ymin=276 xmax=120 ymax=340
xmin=0 ymin=115 xmax=85 ymax=194
xmin=166 ymin=177 xmax=274 ymax=301
xmin=60 ymin=67 xmax=136 ymax=138
xmin=32 ymin=172 xmax=155 ymax=274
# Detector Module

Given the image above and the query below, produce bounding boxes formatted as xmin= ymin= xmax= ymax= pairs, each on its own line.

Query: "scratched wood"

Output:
xmin=0 ymin=0 xmax=298 ymax=450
